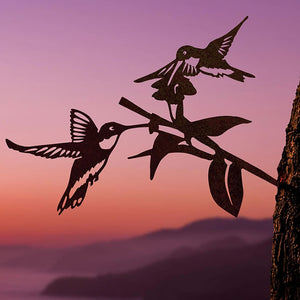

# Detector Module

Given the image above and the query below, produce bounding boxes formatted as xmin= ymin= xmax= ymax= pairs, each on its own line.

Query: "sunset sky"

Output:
xmin=0 ymin=0 xmax=299 ymax=246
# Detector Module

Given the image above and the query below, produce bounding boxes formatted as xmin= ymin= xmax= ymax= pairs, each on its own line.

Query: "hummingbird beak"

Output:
xmin=121 ymin=123 xmax=149 ymax=132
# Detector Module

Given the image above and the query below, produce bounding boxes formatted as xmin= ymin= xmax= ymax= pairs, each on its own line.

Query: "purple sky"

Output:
xmin=0 ymin=0 xmax=299 ymax=246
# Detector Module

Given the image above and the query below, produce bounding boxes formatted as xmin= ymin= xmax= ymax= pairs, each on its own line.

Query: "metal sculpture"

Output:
xmin=6 ymin=16 xmax=277 ymax=216
xmin=135 ymin=16 xmax=255 ymax=121
xmin=119 ymin=98 xmax=277 ymax=217
xmin=6 ymin=109 xmax=147 ymax=214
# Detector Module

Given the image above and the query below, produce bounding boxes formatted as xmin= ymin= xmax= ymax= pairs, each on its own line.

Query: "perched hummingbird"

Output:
xmin=135 ymin=16 xmax=255 ymax=85
xmin=6 ymin=109 xmax=147 ymax=214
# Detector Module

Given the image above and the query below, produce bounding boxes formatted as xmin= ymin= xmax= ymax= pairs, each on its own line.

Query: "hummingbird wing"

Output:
xmin=70 ymin=109 xmax=98 ymax=143
xmin=135 ymin=57 xmax=200 ymax=85
xmin=196 ymin=17 xmax=255 ymax=81
xmin=134 ymin=59 xmax=178 ymax=83
xmin=6 ymin=139 xmax=82 ymax=159
xmin=202 ymin=16 xmax=248 ymax=65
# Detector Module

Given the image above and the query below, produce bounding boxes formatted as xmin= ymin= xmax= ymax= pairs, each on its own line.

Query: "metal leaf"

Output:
xmin=208 ymin=157 xmax=237 ymax=217
xmin=129 ymin=135 xmax=214 ymax=180
xmin=191 ymin=116 xmax=251 ymax=137
xmin=227 ymin=163 xmax=243 ymax=217
xmin=150 ymin=132 xmax=183 ymax=179
xmin=128 ymin=132 xmax=184 ymax=180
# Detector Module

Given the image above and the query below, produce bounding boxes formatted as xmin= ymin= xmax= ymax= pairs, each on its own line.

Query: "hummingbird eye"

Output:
xmin=182 ymin=50 xmax=187 ymax=56
xmin=109 ymin=125 xmax=115 ymax=131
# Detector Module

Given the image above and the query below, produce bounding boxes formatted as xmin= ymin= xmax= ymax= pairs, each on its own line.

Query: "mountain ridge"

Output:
xmin=0 ymin=217 xmax=272 ymax=275
xmin=43 ymin=238 xmax=272 ymax=300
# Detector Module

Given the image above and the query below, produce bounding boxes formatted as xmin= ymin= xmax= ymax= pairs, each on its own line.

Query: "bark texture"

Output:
xmin=271 ymin=82 xmax=300 ymax=300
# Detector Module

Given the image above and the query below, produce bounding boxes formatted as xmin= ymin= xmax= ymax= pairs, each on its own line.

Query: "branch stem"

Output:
xmin=119 ymin=97 xmax=278 ymax=187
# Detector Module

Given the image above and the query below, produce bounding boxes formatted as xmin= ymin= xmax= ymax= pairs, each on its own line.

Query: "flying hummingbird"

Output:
xmin=6 ymin=109 xmax=147 ymax=214
xmin=135 ymin=16 xmax=255 ymax=86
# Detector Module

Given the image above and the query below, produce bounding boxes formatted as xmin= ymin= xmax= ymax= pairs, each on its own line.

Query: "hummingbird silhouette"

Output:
xmin=6 ymin=109 xmax=147 ymax=214
xmin=135 ymin=16 xmax=255 ymax=86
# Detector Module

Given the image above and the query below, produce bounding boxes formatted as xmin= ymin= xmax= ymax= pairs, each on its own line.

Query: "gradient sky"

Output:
xmin=0 ymin=0 xmax=299 ymax=246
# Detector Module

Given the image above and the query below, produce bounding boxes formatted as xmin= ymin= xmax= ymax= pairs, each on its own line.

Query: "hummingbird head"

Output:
xmin=176 ymin=45 xmax=195 ymax=61
xmin=98 ymin=122 xmax=127 ymax=141
xmin=98 ymin=122 xmax=148 ymax=141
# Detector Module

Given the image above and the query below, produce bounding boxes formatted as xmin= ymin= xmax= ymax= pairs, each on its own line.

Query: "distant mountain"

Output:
xmin=0 ymin=246 xmax=68 ymax=271
xmin=49 ymin=218 xmax=272 ymax=274
xmin=43 ymin=238 xmax=272 ymax=300
xmin=136 ymin=217 xmax=272 ymax=240
xmin=0 ymin=218 xmax=272 ymax=275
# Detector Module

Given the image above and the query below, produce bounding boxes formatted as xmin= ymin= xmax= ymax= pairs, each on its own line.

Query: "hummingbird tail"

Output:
xmin=69 ymin=183 xmax=88 ymax=209
xmin=57 ymin=183 xmax=89 ymax=215
xmin=57 ymin=192 xmax=69 ymax=215
xmin=227 ymin=68 xmax=255 ymax=82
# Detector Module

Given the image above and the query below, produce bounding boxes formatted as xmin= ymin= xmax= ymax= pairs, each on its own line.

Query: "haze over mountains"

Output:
xmin=0 ymin=218 xmax=272 ymax=275
xmin=44 ymin=239 xmax=271 ymax=300
xmin=0 ymin=218 xmax=273 ymax=300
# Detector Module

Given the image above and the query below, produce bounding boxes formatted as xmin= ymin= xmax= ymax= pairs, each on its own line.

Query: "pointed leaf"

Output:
xmin=208 ymin=157 xmax=237 ymax=216
xmin=227 ymin=163 xmax=243 ymax=217
xmin=128 ymin=149 xmax=152 ymax=159
xmin=191 ymin=116 xmax=251 ymax=137
xmin=150 ymin=132 xmax=183 ymax=179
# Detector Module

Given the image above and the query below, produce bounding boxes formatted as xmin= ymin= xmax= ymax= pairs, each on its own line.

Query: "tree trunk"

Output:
xmin=271 ymin=82 xmax=300 ymax=300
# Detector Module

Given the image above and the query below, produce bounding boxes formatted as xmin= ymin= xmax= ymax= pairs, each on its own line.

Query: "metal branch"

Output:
xmin=119 ymin=97 xmax=278 ymax=187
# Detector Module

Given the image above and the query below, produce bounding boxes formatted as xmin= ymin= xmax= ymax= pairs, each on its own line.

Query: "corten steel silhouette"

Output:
xmin=6 ymin=16 xmax=277 ymax=217
xmin=123 ymin=16 xmax=273 ymax=217
xmin=6 ymin=109 xmax=147 ymax=214
xmin=135 ymin=16 xmax=255 ymax=121
xmin=119 ymin=97 xmax=277 ymax=217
